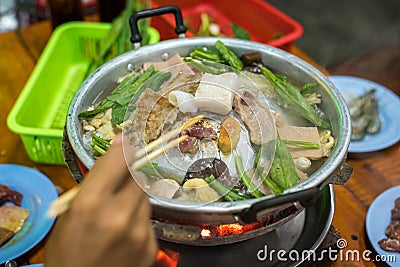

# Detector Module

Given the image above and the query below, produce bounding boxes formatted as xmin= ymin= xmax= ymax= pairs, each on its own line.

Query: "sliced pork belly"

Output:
xmin=0 ymin=204 xmax=30 ymax=247
xmin=132 ymin=88 xmax=178 ymax=143
xmin=233 ymin=89 xmax=276 ymax=145
xmin=149 ymin=179 xmax=180 ymax=199
xmin=0 ymin=227 xmax=14 ymax=246
xmin=379 ymin=238 xmax=400 ymax=252
xmin=273 ymin=112 xmax=323 ymax=159
xmin=195 ymin=72 xmax=238 ymax=115
xmin=143 ymin=53 xmax=194 ymax=82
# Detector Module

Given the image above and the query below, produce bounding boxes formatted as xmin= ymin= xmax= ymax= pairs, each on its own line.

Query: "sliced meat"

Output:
xmin=160 ymin=72 xmax=202 ymax=96
xmin=0 ymin=204 xmax=30 ymax=234
xmin=379 ymin=238 xmax=400 ymax=252
xmin=144 ymin=54 xmax=194 ymax=91
xmin=0 ymin=227 xmax=14 ymax=247
xmin=178 ymin=125 xmax=217 ymax=154
xmin=0 ymin=184 xmax=23 ymax=206
xmin=149 ymin=179 xmax=180 ymax=199
xmin=386 ymin=220 xmax=400 ymax=240
xmin=378 ymin=197 xmax=400 ymax=252
xmin=132 ymin=88 xmax=179 ymax=143
xmin=233 ymin=89 xmax=276 ymax=145
xmin=273 ymin=112 xmax=323 ymax=159
xmin=392 ymin=207 xmax=400 ymax=221
xmin=179 ymin=136 xmax=198 ymax=154
xmin=184 ymin=125 xmax=217 ymax=140
xmin=195 ymin=72 xmax=239 ymax=115
xmin=143 ymin=53 xmax=194 ymax=75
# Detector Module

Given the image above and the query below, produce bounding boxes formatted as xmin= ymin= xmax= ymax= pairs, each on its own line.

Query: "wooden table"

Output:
xmin=1 ymin=19 xmax=399 ymax=266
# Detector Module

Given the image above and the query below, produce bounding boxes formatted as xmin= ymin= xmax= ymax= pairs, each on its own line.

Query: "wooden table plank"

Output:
xmin=328 ymin=41 xmax=400 ymax=266
xmin=0 ymin=22 xmax=76 ymax=265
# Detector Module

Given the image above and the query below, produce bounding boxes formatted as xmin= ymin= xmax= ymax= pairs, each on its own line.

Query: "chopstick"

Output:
xmin=47 ymin=115 xmax=204 ymax=218
xmin=135 ymin=115 xmax=204 ymax=158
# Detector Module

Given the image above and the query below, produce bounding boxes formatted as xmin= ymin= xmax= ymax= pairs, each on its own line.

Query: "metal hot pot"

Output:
xmin=66 ymin=6 xmax=352 ymax=230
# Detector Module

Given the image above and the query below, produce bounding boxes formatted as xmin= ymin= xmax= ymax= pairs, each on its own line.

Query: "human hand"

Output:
xmin=45 ymin=135 xmax=157 ymax=267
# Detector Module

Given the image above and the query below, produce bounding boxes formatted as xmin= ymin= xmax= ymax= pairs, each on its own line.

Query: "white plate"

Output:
xmin=366 ymin=185 xmax=400 ymax=266
xmin=329 ymin=75 xmax=400 ymax=153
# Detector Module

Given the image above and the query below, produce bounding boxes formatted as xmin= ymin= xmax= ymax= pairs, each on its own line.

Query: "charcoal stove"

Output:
xmin=63 ymin=131 xmax=342 ymax=266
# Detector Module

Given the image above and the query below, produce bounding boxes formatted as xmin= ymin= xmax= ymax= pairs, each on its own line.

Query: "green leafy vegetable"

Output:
xmin=111 ymin=66 xmax=157 ymax=124
xmin=267 ymin=138 xmax=299 ymax=192
xmin=282 ymin=140 xmax=320 ymax=149
xmin=114 ymin=66 xmax=157 ymax=106
xmin=78 ymin=72 xmax=140 ymax=119
xmin=235 ymin=156 xmax=264 ymax=198
xmin=253 ymin=145 xmax=264 ymax=169
xmin=85 ymin=0 xmax=151 ymax=77
xmin=146 ymin=72 xmax=172 ymax=91
xmin=111 ymin=104 xmax=127 ymax=125
xmin=204 ymin=175 xmax=249 ymax=201
xmin=231 ymin=23 xmax=250 ymax=40
xmin=301 ymin=82 xmax=318 ymax=93
xmin=91 ymin=133 xmax=110 ymax=155
xmin=260 ymin=66 xmax=329 ymax=128
xmin=263 ymin=176 xmax=283 ymax=195
xmin=215 ymin=40 xmax=243 ymax=70
xmin=188 ymin=61 xmax=226 ymax=75
xmin=110 ymin=70 xmax=170 ymax=125
xmin=79 ymin=66 xmax=157 ymax=124
xmin=189 ymin=47 xmax=226 ymax=63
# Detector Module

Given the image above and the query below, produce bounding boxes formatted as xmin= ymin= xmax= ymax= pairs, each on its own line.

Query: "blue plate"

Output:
xmin=0 ymin=164 xmax=58 ymax=264
xmin=329 ymin=75 xmax=400 ymax=153
xmin=366 ymin=185 xmax=400 ymax=266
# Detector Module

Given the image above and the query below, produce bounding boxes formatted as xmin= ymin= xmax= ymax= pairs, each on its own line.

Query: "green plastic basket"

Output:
xmin=7 ymin=21 xmax=160 ymax=165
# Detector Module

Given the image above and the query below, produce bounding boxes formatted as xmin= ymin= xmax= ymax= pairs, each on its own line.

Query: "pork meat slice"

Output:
xmin=132 ymin=88 xmax=178 ymax=143
xmin=379 ymin=238 xmax=400 ymax=252
xmin=0 ymin=204 xmax=30 ymax=234
xmin=0 ymin=204 xmax=30 ymax=247
xmin=273 ymin=112 xmax=323 ymax=159
xmin=233 ymin=89 xmax=276 ymax=145
xmin=0 ymin=184 xmax=23 ymax=206
xmin=160 ymin=72 xmax=202 ymax=97
xmin=0 ymin=227 xmax=14 ymax=246
xmin=144 ymin=54 xmax=194 ymax=82
xmin=386 ymin=220 xmax=400 ymax=240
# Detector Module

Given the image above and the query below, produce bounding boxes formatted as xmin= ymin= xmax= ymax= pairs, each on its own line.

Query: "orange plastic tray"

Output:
xmin=150 ymin=0 xmax=303 ymax=51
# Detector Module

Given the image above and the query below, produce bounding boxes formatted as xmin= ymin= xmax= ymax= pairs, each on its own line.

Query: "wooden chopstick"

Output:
xmin=135 ymin=114 xmax=204 ymax=158
xmin=47 ymin=115 xmax=203 ymax=218
xmin=131 ymin=135 xmax=187 ymax=170
xmin=46 ymin=135 xmax=188 ymax=218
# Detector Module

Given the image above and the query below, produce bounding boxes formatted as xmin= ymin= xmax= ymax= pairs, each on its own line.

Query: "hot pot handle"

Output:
xmin=236 ymin=187 xmax=321 ymax=224
xmin=129 ymin=5 xmax=187 ymax=48
xmin=236 ymin=162 xmax=353 ymax=224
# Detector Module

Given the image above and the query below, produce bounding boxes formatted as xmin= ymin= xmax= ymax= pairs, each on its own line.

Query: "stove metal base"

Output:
xmin=158 ymin=185 xmax=336 ymax=266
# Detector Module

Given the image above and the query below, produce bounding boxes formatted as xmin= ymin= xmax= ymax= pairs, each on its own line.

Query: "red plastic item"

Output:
xmin=150 ymin=0 xmax=303 ymax=51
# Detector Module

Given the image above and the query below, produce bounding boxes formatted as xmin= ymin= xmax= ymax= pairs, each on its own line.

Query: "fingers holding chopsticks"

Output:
xmin=45 ymin=133 xmax=157 ymax=267
xmin=78 ymin=134 xmax=136 ymax=197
